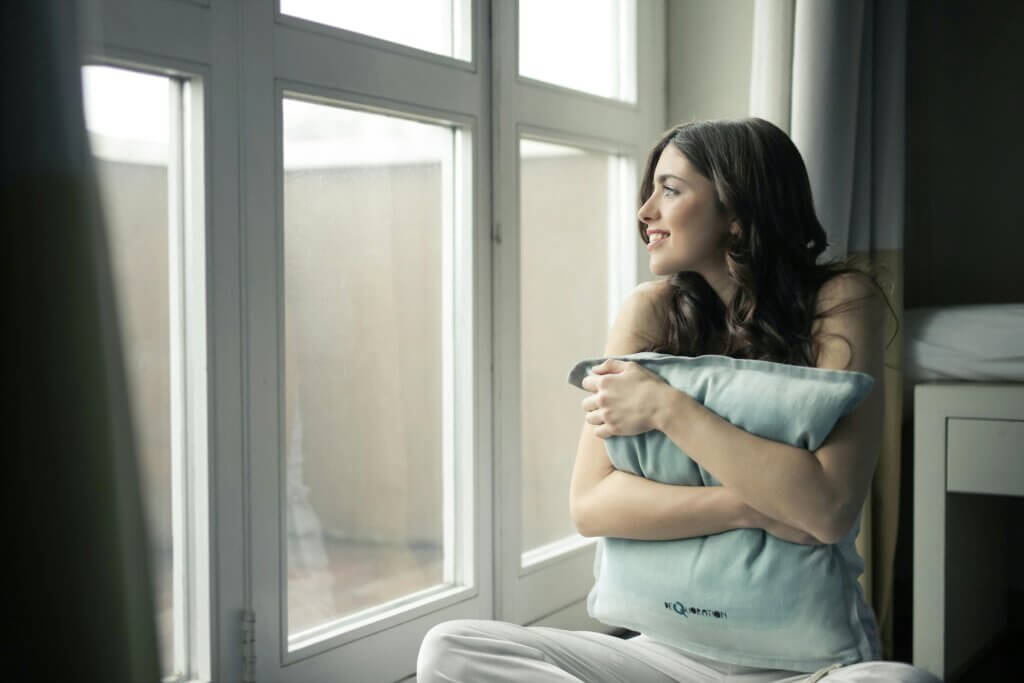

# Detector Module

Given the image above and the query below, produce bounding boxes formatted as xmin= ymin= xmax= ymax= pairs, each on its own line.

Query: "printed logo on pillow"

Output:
xmin=666 ymin=601 xmax=728 ymax=619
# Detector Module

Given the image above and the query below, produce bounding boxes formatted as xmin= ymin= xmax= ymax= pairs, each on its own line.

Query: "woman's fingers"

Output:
xmin=589 ymin=359 xmax=629 ymax=377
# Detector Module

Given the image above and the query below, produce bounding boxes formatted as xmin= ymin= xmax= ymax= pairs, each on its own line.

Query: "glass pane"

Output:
xmin=520 ymin=139 xmax=614 ymax=555
xmin=82 ymin=65 xmax=175 ymax=677
xmin=283 ymin=99 xmax=452 ymax=641
xmin=281 ymin=0 xmax=471 ymax=61
xmin=519 ymin=0 xmax=636 ymax=101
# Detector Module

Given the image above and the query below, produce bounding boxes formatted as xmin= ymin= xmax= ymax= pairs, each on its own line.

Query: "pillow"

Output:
xmin=567 ymin=352 xmax=879 ymax=672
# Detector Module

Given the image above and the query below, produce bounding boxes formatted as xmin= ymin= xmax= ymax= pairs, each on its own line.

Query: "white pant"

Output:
xmin=416 ymin=619 xmax=943 ymax=683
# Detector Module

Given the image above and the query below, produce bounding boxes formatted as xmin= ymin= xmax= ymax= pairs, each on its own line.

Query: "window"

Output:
xmin=518 ymin=139 xmax=630 ymax=557
xmin=82 ymin=63 xmax=208 ymax=682
xmin=84 ymin=1 xmax=663 ymax=680
xmin=280 ymin=0 xmax=472 ymax=61
xmin=281 ymin=99 xmax=469 ymax=649
xmin=519 ymin=0 xmax=637 ymax=101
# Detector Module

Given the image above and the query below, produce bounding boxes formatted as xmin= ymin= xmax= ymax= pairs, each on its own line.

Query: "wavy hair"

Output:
xmin=636 ymin=118 xmax=897 ymax=368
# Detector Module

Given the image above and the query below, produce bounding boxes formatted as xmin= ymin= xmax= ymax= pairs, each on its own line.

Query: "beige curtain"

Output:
xmin=5 ymin=0 xmax=161 ymax=680
xmin=749 ymin=0 xmax=908 ymax=660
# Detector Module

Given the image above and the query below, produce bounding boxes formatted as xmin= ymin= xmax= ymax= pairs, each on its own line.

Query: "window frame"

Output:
xmin=275 ymin=1 xmax=476 ymax=69
xmin=79 ymin=1 xmax=240 ymax=679
xmin=79 ymin=0 xmax=666 ymax=680
xmin=516 ymin=0 xmax=640 ymax=104
xmin=79 ymin=53 xmax=213 ymax=683
xmin=271 ymin=83 xmax=481 ymax=665
xmin=240 ymin=2 xmax=495 ymax=680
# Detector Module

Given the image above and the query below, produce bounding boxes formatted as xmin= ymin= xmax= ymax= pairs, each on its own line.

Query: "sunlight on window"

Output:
xmin=519 ymin=0 xmax=636 ymax=101
xmin=281 ymin=0 xmax=471 ymax=61
xmin=83 ymin=67 xmax=168 ymax=163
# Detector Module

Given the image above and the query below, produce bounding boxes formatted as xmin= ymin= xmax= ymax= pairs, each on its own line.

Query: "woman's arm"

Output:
xmin=571 ymin=420 xmax=746 ymax=540
xmin=648 ymin=273 xmax=886 ymax=544
xmin=570 ymin=282 xmax=821 ymax=543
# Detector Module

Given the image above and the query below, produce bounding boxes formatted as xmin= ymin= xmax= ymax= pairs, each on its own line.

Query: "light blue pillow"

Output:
xmin=567 ymin=352 xmax=880 ymax=672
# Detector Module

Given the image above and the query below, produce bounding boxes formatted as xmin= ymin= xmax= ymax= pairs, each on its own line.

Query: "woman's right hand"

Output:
xmin=742 ymin=502 xmax=823 ymax=545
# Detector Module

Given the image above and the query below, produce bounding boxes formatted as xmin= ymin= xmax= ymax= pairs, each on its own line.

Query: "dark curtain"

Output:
xmin=4 ymin=1 xmax=160 ymax=680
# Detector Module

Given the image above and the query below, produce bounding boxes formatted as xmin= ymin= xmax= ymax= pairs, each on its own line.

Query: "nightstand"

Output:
xmin=913 ymin=383 xmax=1024 ymax=680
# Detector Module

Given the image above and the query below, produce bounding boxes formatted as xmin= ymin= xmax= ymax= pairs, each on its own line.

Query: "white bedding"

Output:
xmin=902 ymin=304 xmax=1024 ymax=418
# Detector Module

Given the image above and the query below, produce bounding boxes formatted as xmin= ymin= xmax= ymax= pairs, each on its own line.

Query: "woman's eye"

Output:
xmin=662 ymin=186 xmax=679 ymax=196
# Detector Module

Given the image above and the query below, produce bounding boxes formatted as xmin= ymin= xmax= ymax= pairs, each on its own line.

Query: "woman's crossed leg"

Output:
xmin=416 ymin=619 xmax=943 ymax=683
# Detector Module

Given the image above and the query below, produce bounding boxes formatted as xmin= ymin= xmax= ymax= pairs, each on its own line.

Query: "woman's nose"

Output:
xmin=637 ymin=194 xmax=657 ymax=224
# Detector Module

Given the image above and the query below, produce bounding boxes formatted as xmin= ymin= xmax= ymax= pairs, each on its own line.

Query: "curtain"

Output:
xmin=749 ymin=0 xmax=908 ymax=661
xmin=4 ymin=0 xmax=161 ymax=680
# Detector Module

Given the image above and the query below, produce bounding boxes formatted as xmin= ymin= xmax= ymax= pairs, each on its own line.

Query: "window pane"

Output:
xmin=82 ymin=65 xmax=175 ymax=677
xmin=283 ymin=99 xmax=453 ymax=642
xmin=281 ymin=0 xmax=471 ymax=61
xmin=519 ymin=139 xmax=615 ymax=556
xmin=519 ymin=0 xmax=636 ymax=101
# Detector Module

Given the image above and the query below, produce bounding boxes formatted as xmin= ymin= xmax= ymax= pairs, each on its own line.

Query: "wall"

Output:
xmin=665 ymin=0 xmax=755 ymax=127
xmin=905 ymin=0 xmax=1024 ymax=307
xmin=903 ymin=0 xmax=1024 ymax=650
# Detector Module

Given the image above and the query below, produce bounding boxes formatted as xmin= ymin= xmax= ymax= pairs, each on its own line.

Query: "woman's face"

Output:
xmin=638 ymin=144 xmax=736 ymax=278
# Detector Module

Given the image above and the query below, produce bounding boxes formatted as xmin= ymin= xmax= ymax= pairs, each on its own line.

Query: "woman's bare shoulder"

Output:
xmin=634 ymin=278 xmax=674 ymax=312
xmin=814 ymin=271 xmax=882 ymax=315
xmin=811 ymin=271 xmax=887 ymax=371
xmin=635 ymin=277 xmax=673 ymax=297
xmin=604 ymin=280 xmax=672 ymax=355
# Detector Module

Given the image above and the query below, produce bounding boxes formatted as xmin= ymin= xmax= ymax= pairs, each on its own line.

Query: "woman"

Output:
xmin=417 ymin=119 xmax=940 ymax=682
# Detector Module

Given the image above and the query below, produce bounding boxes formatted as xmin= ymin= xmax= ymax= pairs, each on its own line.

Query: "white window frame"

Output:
xmin=79 ymin=0 xmax=666 ymax=681
xmin=81 ymin=1 xmax=238 ymax=681
xmin=269 ymin=83 xmax=481 ymax=670
xmin=79 ymin=50 xmax=212 ymax=683
xmin=244 ymin=1 xmax=494 ymax=680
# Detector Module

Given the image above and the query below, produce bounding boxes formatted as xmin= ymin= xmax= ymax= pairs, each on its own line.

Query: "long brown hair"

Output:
xmin=637 ymin=118 xmax=897 ymax=368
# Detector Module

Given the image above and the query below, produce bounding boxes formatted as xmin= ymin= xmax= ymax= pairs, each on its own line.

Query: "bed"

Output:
xmin=906 ymin=304 xmax=1024 ymax=680
xmin=902 ymin=303 xmax=1024 ymax=419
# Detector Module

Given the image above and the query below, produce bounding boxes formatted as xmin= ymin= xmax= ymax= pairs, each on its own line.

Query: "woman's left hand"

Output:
xmin=580 ymin=358 xmax=671 ymax=439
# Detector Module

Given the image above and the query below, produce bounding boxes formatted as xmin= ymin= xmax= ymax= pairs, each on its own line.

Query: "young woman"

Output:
xmin=417 ymin=119 xmax=940 ymax=682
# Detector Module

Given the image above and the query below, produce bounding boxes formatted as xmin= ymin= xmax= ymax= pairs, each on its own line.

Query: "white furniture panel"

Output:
xmin=947 ymin=419 xmax=1024 ymax=497
xmin=914 ymin=383 xmax=1024 ymax=681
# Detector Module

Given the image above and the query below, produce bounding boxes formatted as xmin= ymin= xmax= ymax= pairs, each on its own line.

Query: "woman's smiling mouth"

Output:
xmin=647 ymin=231 xmax=670 ymax=250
